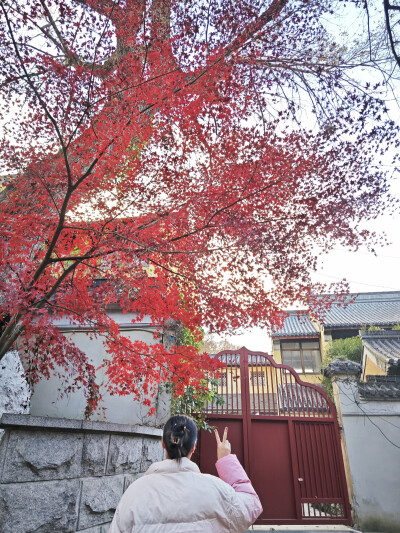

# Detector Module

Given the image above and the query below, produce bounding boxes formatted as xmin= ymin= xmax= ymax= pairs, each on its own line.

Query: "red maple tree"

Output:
xmin=0 ymin=0 xmax=397 ymax=415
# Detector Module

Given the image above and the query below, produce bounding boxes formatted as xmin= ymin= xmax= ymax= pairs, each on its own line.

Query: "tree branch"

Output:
xmin=384 ymin=0 xmax=400 ymax=70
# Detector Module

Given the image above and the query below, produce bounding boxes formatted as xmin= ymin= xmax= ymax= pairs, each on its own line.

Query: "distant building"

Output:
xmin=272 ymin=291 xmax=400 ymax=385
xmin=360 ymin=328 xmax=400 ymax=382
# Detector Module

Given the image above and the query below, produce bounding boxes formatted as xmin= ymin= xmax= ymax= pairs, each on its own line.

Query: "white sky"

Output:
xmin=223 ymin=1 xmax=400 ymax=353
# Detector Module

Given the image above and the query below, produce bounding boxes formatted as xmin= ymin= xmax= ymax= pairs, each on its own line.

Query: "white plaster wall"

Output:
xmin=338 ymin=380 xmax=400 ymax=416
xmin=336 ymin=380 xmax=400 ymax=531
xmin=29 ymin=327 xmax=170 ymax=426
xmin=51 ymin=311 xmax=154 ymax=328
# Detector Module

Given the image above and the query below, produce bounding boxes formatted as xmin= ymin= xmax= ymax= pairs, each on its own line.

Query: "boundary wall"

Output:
xmin=0 ymin=414 xmax=163 ymax=533
xmin=332 ymin=378 xmax=400 ymax=533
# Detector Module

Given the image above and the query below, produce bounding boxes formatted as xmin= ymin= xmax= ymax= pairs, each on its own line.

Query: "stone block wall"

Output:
xmin=0 ymin=414 xmax=163 ymax=533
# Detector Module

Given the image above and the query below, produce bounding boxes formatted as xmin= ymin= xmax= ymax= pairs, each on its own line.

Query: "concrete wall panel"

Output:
xmin=335 ymin=379 xmax=400 ymax=532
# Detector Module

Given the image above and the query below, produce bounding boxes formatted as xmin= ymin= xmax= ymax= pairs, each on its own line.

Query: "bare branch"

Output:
xmin=384 ymin=0 xmax=400 ymax=69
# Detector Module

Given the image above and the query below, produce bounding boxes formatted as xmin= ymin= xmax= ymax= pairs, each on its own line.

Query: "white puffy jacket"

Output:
xmin=108 ymin=454 xmax=262 ymax=532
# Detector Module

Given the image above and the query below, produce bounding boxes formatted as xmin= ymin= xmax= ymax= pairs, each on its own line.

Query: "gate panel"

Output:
xmin=250 ymin=419 xmax=297 ymax=519
xmin=197 ymin=347 xmax=351 ymax=525
xmin=293 ymin=421 xmax=347 ymax=519
xmin=198 ymin=417 xmax=244 ymax=477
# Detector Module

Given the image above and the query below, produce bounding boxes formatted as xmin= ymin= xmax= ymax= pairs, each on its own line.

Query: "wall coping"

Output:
xmin=0 ymin=413 xmax=163 ymax=437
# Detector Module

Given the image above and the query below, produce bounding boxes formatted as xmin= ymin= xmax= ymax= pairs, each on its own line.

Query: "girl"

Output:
xmin=109 ymin=415 xmax=262 ymax=532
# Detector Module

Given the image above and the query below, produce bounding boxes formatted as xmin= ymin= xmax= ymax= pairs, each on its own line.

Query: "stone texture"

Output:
xmin=0 ymin=479 xmax=80 ymax=533
xmin=82 ymin=419 xmax=163 ymax=437
xmin=0 ymin=412 xmax=83 ymax=430
xmin=123 ymin=472 xmax=144 ymax=491
xmin=1 ymin=413 xmax=163 ymax=436
xmin=0 ymin=418 xmax=163 ymax=532
xmin=82 ymin=434 xmax=109 ymax=477
xmin=0 ymin=350 xmax=30 ymax=418
xmin=141 ymin=436 xmax=163 ymax=471
xmin=0 ymin=429 xmax=9 ymax=481
xmin=1 ymin=430 xmax=84 ymax=482
xmin=78 ymin=475 xmax=124 ymax=530
xmin=106 ymin=435 xmax=142 ymax=475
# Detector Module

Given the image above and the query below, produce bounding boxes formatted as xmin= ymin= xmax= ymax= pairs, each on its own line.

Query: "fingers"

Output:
xmin=215 ymin=427 xmax=229 ymax=446
xmin=215 ymin=427 xmax=231 ymax=460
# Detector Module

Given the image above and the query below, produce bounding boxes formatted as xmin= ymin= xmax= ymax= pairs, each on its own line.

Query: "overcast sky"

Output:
xmin=220 ymin=3 xmax=400 ymax=352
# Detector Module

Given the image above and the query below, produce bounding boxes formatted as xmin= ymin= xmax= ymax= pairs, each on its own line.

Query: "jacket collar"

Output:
xmin=146 ymin=458 xmax=200 ymax=475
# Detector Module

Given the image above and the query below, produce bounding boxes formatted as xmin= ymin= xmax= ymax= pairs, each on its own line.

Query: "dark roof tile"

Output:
xmin=319 ymin=292 xmax=400 ymax=328
xmin=361 ymin=330 xmax=400 ymax=363
xmin=322 ymin=358 xmax=362 ymax=378
xmin=272 ymin=312 xmax=319 ymax=337
xmin=359 ymin=376 xmax=400 ymax=400
xmin=273 ymin=291 xmax=400 ymax=338
xmin=211 ymin=352 xmax=272 ymax=366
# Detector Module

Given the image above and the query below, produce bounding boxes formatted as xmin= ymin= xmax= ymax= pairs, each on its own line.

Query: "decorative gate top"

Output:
xmin=207 ymin=347 xmax=333 ymax=418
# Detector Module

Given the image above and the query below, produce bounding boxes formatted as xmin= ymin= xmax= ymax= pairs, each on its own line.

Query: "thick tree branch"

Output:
xmin=384 ymin=0 xmax=400 ymax=70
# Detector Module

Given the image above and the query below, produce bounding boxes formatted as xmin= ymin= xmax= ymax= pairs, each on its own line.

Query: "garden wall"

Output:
xmin=333 ymin=378 xmax=400 ymax=533
xmin=0 ymin=413 xmax=163 ymax=533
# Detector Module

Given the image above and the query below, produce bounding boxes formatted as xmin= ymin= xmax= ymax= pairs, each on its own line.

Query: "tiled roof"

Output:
xmin=320 ymin=291 xmax=400 ymax=328
xmin=273 ymin=292 xmax=400 ymax=337
xmin=388 ymin=359 xmax=400 ymax=376
xmin=272 ymin=312 xmax=320 ymax=337
xmin=322 ymin=358 xmax=362 ymax=378
xmin=361 ymin=330 xmax=400 ymax=363
xmin=358 ymin=376 xmax=400 ymax=400
xmin=212 ymin=352 xmax=272 ymax=366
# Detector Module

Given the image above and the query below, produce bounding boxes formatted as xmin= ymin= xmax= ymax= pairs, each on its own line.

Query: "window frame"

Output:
xmin=280 ymin=339 xmax=321 ymax=374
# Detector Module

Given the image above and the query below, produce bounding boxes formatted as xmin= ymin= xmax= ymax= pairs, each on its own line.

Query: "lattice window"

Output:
xmin=250 ymin=370 xmax=265 ymax=386
xmin=219 ymin=373 xmax=227 ymax=387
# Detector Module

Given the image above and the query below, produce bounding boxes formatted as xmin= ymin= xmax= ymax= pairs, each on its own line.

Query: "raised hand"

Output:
xmin=214 ymin=426 xmax=231 ymax=460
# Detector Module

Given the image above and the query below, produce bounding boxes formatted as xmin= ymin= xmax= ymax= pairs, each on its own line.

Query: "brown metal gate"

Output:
xmin=196 ymin=347 xmax=352 ymax=525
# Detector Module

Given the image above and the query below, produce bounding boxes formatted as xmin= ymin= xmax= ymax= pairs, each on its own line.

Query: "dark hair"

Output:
xmin=163 ymin=415 xmax=197 ymax=463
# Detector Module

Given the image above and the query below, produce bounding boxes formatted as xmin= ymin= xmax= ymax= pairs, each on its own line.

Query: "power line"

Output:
xmin=379 ymin=417 xmax=400 ymax=430
xmin=338 ymin=384 xmax=400 ymax=450
xmin=330 ymin=248 xmax=400 ymax=260
xmin=314 ymin=272 xmax=400 ymax=291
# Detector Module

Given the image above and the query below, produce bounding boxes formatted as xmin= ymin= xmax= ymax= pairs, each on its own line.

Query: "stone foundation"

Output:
xmin=0 ymin=414 xmax=163 ymax=533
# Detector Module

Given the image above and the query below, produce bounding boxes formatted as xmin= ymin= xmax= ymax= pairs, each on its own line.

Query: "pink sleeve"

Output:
xmin=215 ymin=454 xmax=262 ymax=529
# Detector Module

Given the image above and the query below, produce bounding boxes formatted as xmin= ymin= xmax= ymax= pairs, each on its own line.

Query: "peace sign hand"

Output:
xmin=214 ymin=426 xmax=231 ymax=460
